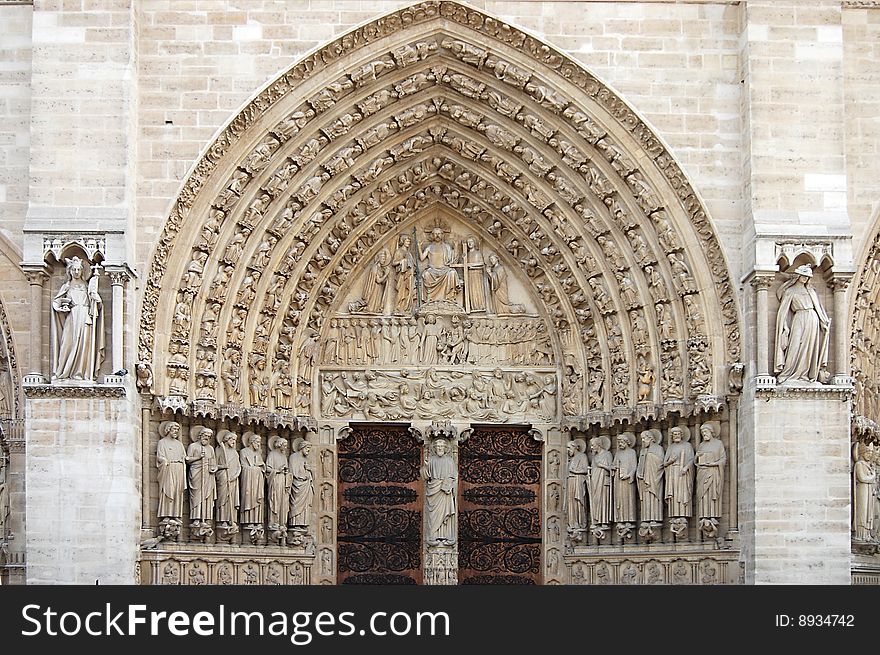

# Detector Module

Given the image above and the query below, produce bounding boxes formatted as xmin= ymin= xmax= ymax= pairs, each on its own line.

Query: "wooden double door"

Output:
xmin=337 ymin=424 xmax=542 ymax=584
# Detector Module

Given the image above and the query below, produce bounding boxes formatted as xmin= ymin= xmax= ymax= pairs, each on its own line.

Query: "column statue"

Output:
xmin=215 ymin=429 xmax=241 ymax=537
xmin=612 ymin=432 xmax=637 ymax=537
xmin=266 ymin=434 xmax=291 ymax=541
xmin=288 ymin=437 xmax=315 ymax=531
xmin=587 ymin=436 xmax=613 ymax=539
xmin=853 ymin=441 xmax=876 ymax=542
xmin=51 ymin=256 xmax=105 ymax=381
xmin=156 ymin=420 xmax=187 ymax=539
xmin=695 ymin=421 xmax=727 ymax=538
xmin=186 ymin=425 xmax=218 ymax=539
xmin=663 ymin=425 xmax=695 ymax=537
xmin=239 ymin=432 xmax=266 ymax=542
xmin=565 ymin=439 xmax=589 ymax=540
xmin=636 ymin=428 xmax=664 ymax=539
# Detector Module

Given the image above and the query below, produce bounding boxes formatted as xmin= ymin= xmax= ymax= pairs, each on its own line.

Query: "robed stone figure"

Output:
xmin=266 ymin=435 xmax=291 ymax=530
xmin=853 ymin=442 xmax=876 ymax=542
xmin=774 ymin=264 xmax=831 ymax=384
xmin=565 ymin=439 xmax=589 ymax=531
xmin=636 ymin=429 xmax=664 ymax=523
xmin=186 ymin=426 xmax=218 ymax=522
xmin=663 ymin=426 xmax=695 ymax=518
xmin=239 ymin=432 xmax=266 ymax=525
xmin=419 ymin=227 xmax=461 ymax=303
xmin=51 ymin=256 xmax=105 ymax=381
xmin=156 ymin=421 xmax=187 ymax=520
xmin=215 ymin=430 xmax=241 ymax=525
xmin=695 ymin=422 xmax=726 ymax=522
xmin=288 ymin=437 xmax=314 ymax=529
xmin=612 ymin=433 xmax=637 ymax=524
xmin=423 ymin=438 xmax=456 ymax=546
xmin=587 ymin=436 xmax=613 ymax=526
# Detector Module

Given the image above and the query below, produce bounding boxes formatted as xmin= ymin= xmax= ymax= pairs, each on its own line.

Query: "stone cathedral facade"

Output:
xmin=1 ymin=0 xmax=880 ymax=585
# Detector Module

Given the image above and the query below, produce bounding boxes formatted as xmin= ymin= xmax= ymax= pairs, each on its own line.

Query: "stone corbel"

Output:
xmin=335 ymin=425 xmax=353 ymax=442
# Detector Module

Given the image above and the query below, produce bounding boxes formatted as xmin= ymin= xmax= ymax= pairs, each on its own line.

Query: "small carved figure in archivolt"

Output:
xmin=423 ymin=438 xmax=457 ymax=546
xmin=696 ymin=421 xmax=727 ymax=539
xmin=52 ymin=256 xmax=105 ymax=382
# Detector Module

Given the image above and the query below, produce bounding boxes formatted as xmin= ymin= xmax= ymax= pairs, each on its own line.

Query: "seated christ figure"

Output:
xmin=420 ymin=227 xmax=462 ymax=302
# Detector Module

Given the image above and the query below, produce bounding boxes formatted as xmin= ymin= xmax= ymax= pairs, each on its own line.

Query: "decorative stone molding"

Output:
xmin=23 ymin=383 xmax=127 ymax=398
xmin=41 ymin=234 xmax=107 ymax=262
xmin=566 ymin=551 xmax=742 ymax=585
xmin=755 ymin=383 xmax=853 ymax=400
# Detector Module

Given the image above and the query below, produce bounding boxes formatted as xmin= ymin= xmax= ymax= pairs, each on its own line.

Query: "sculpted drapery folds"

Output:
xmin=463 ymin=236 xmax=488 ymax=312
xmin=423 ymin=438 xmax=457 ymax=546
xmin=420 ymin=226 xmax=462 ymax=303
xmin=215 ymin=430 xmax=242 ymax=525
xmin=695 ymin=421 xmax=726 ymax=522
xmin=156 ymin=421 xmax=187 ymax=520
xmin=52 ymin=256 xmax=105 ymax=382
xmin=663 ymin=426 xmax=695 ymax=519
xmin=774 ymin=264 xmax=831 ymax=384
xmin=239 ymin=432 xmax=266 ymax=525
xmin=612 ymin=432 xmax=637 ymax=524
xmin=288 ymin=438 xmax=314 ymax=528
xmin=266 ymin=435 xmax=291 ymax=531
xmin=392 ymin=234 xmax=416 ymax=313
xmin=853 ymin=442 xmax=876 ymax=542
xmin=565 ymin=439 xmax=589 ymax=532
xmin=636 ymin=429 xmax=664 ymax=523
xmin=587 ymin=436 xmax=613 ymax=527
xmin=186 ymin=426 xmax=218 ymax=523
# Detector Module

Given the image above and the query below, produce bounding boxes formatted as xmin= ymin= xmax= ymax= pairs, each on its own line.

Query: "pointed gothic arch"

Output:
xmin=138 ymin=1 xmax=741 ymax=429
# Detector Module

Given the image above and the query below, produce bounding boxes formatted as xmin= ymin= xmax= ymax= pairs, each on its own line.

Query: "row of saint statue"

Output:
xmin=566 ymin=422 xmax=726 ymax=541
xmin=155 ymin=421 xmax=313 ymax=543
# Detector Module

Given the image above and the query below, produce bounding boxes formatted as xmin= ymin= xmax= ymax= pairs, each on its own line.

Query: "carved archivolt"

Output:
xmin=138 ymin=1 xmax=741 ymax=426
xmin=0 ymin=293 xmax=20 ymax=420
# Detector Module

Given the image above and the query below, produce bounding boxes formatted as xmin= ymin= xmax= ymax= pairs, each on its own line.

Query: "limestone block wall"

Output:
xmin=0 ymin=3 xmax=32 ymax=248
xmin=25 ymin=392 xmax=141 ymax=584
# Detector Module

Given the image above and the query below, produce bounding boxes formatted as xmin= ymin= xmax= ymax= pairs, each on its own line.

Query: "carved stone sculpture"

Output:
xmin=419 ymin=226 xmax=462 ymax=302
xmin=853 ymin=441 xmax=876 ymax=542
xmin=565 ymin=439 xmax=589 ymax=541
xmin=774 ymin=264 xmax=831 ymax=384
xmin=288 ymin=437 xmax=315 ymax=531
xmin=186 ymin=425 xmax=218 ymax=539
xmin=239 ymin=432 xmax=266 ymax=541
xmin=392 ymin=233 xmax=416 ymax=313
xmin=156 ymin=421 xmax=187 ymax=537
xmin=463 ymin=236 xmax=488 ymax=312
xmin=51 ymin=256 xmax=105 ymax=381
xmin=0 ymin=450 xmax=8 ymax=540
xmin=587 ymin=436 xmax=613 ymax=539
xmin=695 ymin=421 xmax=727 ymax=539
xmin=422 ymin=438 xmax=457 ymax=546
xmin=637 ymin=428 xmax=664 ymax=540
xmin=663 ymin=425 xmax=695 ymax=537
xmin=266 ymin=435 xmax=291 ymax=540
xmin=487 ymin=253 xmax=525 ymax=314
xmin=612 ymin=432 xmax=637 ymax=536
xmin=352 ymin=249 xmax=391 ymax=314
xmin=215 ymin=430 xmax=241 ymax=538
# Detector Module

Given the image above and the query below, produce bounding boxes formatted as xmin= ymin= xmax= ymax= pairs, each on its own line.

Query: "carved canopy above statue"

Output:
xmin=138 ymin=0 xmax=741 ymax=425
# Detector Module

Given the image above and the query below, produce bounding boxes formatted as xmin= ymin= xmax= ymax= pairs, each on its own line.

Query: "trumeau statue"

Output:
xmin=853 ymin=441 xmax=876 ymax=542
xmin=423 ymin=438 xmax=457 ymax=546
xmin=239 ymin=432 xmax=266 ymax=528
xmin=186 ymin=426 xmax=218 ymax=532
xmin=288 ymin=438 xmax=314 ymax=530
xmin=215 ymin=430 xmax=241 ymax=532
xmin=636 ymin=429 xmax=664 ymax=524
xmin=266 ymin=434 xmax=291 ymax=536
xmin=774 ymin=264 xmax=831 ymax=384
xmin=695 ymin=421 xmax=727 ymax=538
xmin=612 ymin=432 xmax=637 ymax=527
xmin=51 ymin=256 xmax=105 ymax=382
xmin=156 ymin=421 xmax=187 ymax=522
xmin=565 ymin=439 xmax=589 ymax=537
xmin=587 ymin=436 xmax=613 ymax=533
xmin=663 ymin=426 xmax=695 ymax=535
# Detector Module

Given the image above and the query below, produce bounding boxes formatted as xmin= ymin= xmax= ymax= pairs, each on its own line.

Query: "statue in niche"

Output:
xmin=419 ymin=226 xmax=462 ymax=303
xmin=288 ymin=438 xmax=314 ymax=531
xmin=774 ymin=264 xmax=831 ymax=384
xmin=612 ymin=433 xmax=638 ymax=532
xmin=392 ymin=234 xmax=416 ymax=313
xmin=663 ymin=425 xmax=695 ymax=537
xmin=696 ymin=421 xmax=727 ymax=539
xmin=487 ymin=253 xmax=525 ymax=314
xmin=51 ymin=256 xmax=105 ymax=381
xmin=239 ymin=432 xmax=266 ymax=532
xmin=587 ymin=436 xmax=613 ymax=537
xmin=266 ymin=435 xmax=291 ymax=539
xmin=186 ymin=426 xmax=218 ymax=537
xmin=463 ymin=236 xmax=488 ymax=312
xmin=422 ymin=438 xmax=457 ymax=546
xmin=637 ymin=429 xmax=665 ymax=538
xmin=156 ymin=421 xmax=187 ymax=533
xmin=215 ymin=430 xmax=241 ymax=535
xmin=853 ymin=441 xmax=876 ymax=542
xmin=565 ymin=439 xmax=589 ymax=539
xmin=351 ymin=249 xmax=391 ymax=314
